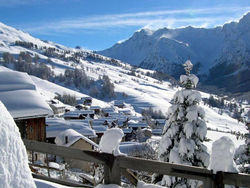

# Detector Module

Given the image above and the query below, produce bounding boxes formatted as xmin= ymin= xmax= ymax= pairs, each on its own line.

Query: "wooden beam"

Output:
xmin=32 ymin=173 xmax=92 ymax=187
xmin=23 ymin=139 xmax=112 ymax=164
xmin=118 ymin=156 xmax=213 ymax=181
xmin=222 ymin=172 xmax=250 ymax=187
xmin=24 ymin=139 xmax=250 ymax=187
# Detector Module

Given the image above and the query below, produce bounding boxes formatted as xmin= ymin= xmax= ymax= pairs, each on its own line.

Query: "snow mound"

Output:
xmin=137 ymin=181 xmax=165 ymax=188
xmin=99 ymin=128 xmax=125 ymax=156
xmin=35 ymin=178 xmax=70 ymax=188
xmin=0 ymin=101 xmax=36 ymax=188
xmin=209 ymin=136 xmax=238 ymax=173
xmin=95 ymin=184 xmax=121 ymax=188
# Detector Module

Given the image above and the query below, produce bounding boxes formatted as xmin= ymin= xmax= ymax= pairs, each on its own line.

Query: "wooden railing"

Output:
xmin=23 ymin=139 xmax=250 ymax=188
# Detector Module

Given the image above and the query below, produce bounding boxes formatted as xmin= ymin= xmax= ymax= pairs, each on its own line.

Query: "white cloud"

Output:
xmin=21 ymin=7 xmax=250 ymax=34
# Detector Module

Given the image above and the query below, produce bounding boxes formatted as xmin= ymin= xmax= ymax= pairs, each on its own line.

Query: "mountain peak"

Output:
xmin=99 ymin=12 xmax=249 ymax=78
xmin=238 ymin=11 xmax=250 ymax=27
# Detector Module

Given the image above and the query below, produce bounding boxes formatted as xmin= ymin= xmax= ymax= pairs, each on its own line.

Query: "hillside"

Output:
xmin=0 ymin=21 xmax=247 ymax=136
xmin=99 ymin=12 xmax=250 ymax=93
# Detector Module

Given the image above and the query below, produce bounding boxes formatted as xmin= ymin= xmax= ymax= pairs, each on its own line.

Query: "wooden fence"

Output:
xmin=23 ymin=139 xmax=250 ymax=188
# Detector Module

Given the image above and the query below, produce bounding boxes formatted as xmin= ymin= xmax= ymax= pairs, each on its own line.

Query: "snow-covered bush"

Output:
xmin=154 ymin=60 xmax=209 ymax=187
xmin=234 ymin=131 xmax=250 ymax=174
xmin=209 ymin=136 xmax=238 ymax=173
xmin=0 ymin=101 xmax=36 ymax=187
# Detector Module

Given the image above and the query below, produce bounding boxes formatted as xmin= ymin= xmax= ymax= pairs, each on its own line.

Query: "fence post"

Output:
xmin=215 ymin=171 xmax=224 ymax=188
xmin=203 ymin=177 xmax=216 ymax=188
xmin=104 ymin=156 xmax=121 ymax=185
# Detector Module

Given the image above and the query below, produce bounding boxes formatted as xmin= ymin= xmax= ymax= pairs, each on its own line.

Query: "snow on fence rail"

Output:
xmin=23 ymin=139 xmax=250 ymax=188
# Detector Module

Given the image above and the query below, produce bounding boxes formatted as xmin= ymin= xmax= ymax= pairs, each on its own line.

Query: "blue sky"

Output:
xmin=0 ymin=0 xmax=249 ymax=50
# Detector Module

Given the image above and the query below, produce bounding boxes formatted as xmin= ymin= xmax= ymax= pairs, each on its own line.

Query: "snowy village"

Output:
xmin=0 ymin=1 xmax=250 ymax=188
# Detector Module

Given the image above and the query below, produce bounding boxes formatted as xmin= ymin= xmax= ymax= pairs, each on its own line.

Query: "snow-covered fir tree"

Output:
xmin=155 ymin=60 xmax=210 ymax=188
xmin=234 ymin=127 xmax=250 ymax=174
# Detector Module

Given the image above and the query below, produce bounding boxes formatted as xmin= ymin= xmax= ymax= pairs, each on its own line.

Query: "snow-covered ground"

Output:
xmin=35 ymin=179 xmax=72 ymax=188
xmin=0 ymin=101 xmax=36 ymax=188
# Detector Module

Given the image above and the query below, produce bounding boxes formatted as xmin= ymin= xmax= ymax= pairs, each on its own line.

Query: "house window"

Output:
xmin=65 ymin=136 xmax=68 ymax=144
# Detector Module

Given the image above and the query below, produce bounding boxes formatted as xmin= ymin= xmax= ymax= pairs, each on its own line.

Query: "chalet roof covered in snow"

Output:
xmin=89 ymin=106 xmax=101 ymax=110
xmin=64 ymin=110 xmax=95 ymax=118
xmin=46 ymin=118 xmax=96 ymax=138
xmin=55 ymin=129 xmax=99 ymax=148
xmin=47 ymin=99 xmax=65 ymax=108
xmin=128 ymin=122 xmax=148 ymax=128
xmin=122 ymin=128 xmax=133 ymax=134
xmin=92 ymin=125 xmax=108 ymax=133
xmin=0 ymin=70 xmax=53 ymax=119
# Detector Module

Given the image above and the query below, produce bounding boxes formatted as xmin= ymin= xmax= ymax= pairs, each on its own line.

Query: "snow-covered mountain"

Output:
xmin=99 ymin=12 xmax=250 ymax=93
xmin=0 ymin=20 xmax=247 ymax=136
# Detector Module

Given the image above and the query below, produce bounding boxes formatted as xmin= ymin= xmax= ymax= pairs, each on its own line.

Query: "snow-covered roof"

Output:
xmin=46 ymin=118 xmax=96 ymax=138
xmin=93 ymin=117 xmax=118 ymax=123
xmin=152 ymin=129 xmax=163 ymax=135
xmin=155 ymin=119 xmax=166 ymax=124
xmin=0 ymin=70 xmax=53 ymax=119
xmin=55 ymin=129 xmax=99 ymax=148
xmin=78 ymin=110 xmax=95 ymax=114
xmin=108 ymin=112 xmax=123 ymax=117
xmin=102 ymin=107 xmax=115 ymax=113
xmin=114 ymin=100 xmax=125 ymax=105
xmin=63 ymin=111 xmax=81 ymax=118
xmin=119 ymin=109 xmax=132 ymax=114
xmin=92 ymin=125 xmax=108 ymax=133
xmin=122 ymin=128 xmax=133 ymax=134
xmin=64 ymin=110 xmax=95 ymax=118
xmin=0 ymin=71 xmax=36 ymax=92
xmin=81 ymin=96 xmax=92 ymax=100
xmin=128 ymin=122 xmax=148 ymax=128
xmin=47 ymin=99 xmax=65 ymax=108
xmin=129 ymin=116 xmax=143 ymax=121
xmin=89 ymin=106 xmax=101 ymax=110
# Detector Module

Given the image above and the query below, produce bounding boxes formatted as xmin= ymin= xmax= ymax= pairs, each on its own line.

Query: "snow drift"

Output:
xmin=209 ymin=136 xmax=238 ymax=173
xmin=99 ymin=128 xmax=125 ymax=156
xmin=0 ymin=101 xmax=36 ymax=188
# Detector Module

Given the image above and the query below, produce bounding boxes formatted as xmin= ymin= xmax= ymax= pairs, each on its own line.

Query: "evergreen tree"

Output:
xmin=155 ymin=60 xmax=209 ymax=188
xmin=234 ymin=124 xmax=250 ymax=174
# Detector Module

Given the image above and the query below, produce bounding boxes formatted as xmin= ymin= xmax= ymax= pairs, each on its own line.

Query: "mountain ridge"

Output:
xmin=98 ymin=12 xmax=250 ymax=93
